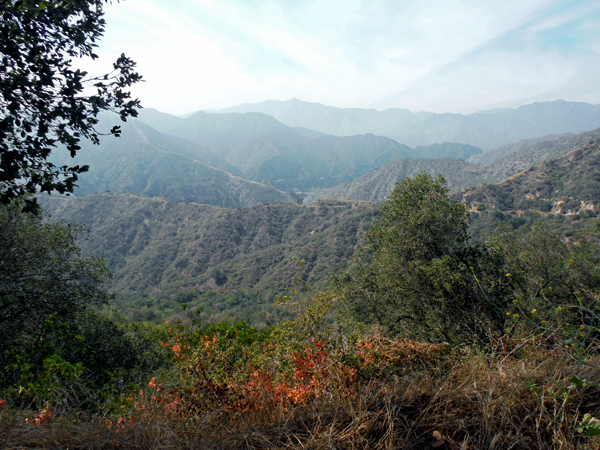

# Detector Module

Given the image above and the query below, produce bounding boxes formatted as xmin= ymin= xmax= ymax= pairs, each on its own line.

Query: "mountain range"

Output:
xmin=135 ymin=108 xmax=483 ymax=193
xmin=51 ymin=117 xmax=296 ymax=208
xmin=48 ymin=99 xmax=600 ymax=213
xmin=210 ymin=98 xmax=600 ymax=150
xmin=39 ymin=114 xmax=600 ymax=319
xmin=39 ymin=132 xmax=600 ymax=306
xmin=52 ymin=107 xmax=486 ymax=206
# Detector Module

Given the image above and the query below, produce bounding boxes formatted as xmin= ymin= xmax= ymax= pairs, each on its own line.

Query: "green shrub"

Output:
xmin=0 ymin=200 xmax=111 ymax=355
xmin=489 ymin=222 xmax=600 ymax=357
xmin=0 ymin=310 xmax=168 ymax=410
xmin=334 ymin=173 xmax=509 ymax=344
xmin=0 ymin=201 xmax=168 ymax=410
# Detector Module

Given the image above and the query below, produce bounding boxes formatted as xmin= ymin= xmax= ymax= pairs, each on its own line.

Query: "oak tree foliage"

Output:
xmin=0 ymin=200 xmax=112 ymax=352
xmin=0 ymin=0 xmax=142 ymax=212
xmin=0 ymin=201 xmax=170 ymax=409
xmin=334 ymin=173 xmax=509 ymax=343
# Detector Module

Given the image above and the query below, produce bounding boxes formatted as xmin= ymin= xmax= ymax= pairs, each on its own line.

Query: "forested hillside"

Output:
xmin=457 ymin=136 xmax=600 ymax=239
xmin=40 ymin=194 xmax=378 ymax=298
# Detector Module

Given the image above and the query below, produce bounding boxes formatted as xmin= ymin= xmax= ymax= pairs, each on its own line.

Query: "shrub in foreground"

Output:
xmin=3 ymin=330 xmax=600 ymax=450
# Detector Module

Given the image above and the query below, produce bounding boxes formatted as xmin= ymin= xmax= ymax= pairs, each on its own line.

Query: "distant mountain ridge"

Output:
xmin=210 ymin=98 xmax=600 ymax=150
xmin=54 ymin=101 xmax=600 ymax=208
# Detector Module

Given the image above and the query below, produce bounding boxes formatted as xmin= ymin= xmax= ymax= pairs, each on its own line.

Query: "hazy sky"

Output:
xmin=85 ymin=0 xmax=600 ymax=115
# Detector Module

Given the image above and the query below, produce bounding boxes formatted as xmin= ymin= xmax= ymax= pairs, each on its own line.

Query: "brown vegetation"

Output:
xmin=2 ymin=335 xmax=600 ymax=450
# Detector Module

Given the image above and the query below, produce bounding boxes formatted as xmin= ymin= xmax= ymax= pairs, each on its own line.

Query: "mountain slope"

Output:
xmin=415 ymin=142 xmax=482 ymax=159
xmin=456 ymin=137 xmax=600 ymax=216
xmin=148 ymin=110 xmax=484 ymax=193
xmin=152 ymin=111 xmax=422 ymax=193
xmin=52 ymin=118 xmax=296 ymax=207
xmin=482 ymin=128 xmax=600 ymax=184
xmin=135 ymin=108 xmax=184 ymax=134
xmin=306 ymin=158 xmax=492 ymax=202
xmin=456 ymin=136 xmax=600 ymax=241
xmin=39 ymin=194 xmax=378 ymax=295
xmin=465 ymin=133 xmax=575 ymax=165
xmin=307 ymin=128 xmax=600 ymax=203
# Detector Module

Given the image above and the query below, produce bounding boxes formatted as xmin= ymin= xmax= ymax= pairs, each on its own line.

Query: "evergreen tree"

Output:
xmin=0 ymin=200 xmax=111 ymax=352
xmin=334 ymin=173 xmax=508 ymax=343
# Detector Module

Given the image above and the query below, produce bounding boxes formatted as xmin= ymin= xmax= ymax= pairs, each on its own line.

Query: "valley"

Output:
xmin=38 ymin=99 xmax=600 ymax=325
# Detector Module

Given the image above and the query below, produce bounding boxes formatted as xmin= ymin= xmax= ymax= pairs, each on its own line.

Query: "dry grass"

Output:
xmin=2 ymin=337 xmax=600 ymax=450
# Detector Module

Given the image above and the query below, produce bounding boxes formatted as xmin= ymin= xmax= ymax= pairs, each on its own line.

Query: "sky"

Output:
xmin=84 ymin=0 xmax=600 ymax=116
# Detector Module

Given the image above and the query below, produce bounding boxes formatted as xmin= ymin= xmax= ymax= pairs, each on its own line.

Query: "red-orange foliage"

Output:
xmin=25 ymin=408 xmax=52 ymax=425
xmin=110 ymin=326 xmax=449 ymax=430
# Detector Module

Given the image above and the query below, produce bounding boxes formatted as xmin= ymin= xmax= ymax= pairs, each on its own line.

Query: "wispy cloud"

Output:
xmin=84 ymin=0 xmax=600 ymax=114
